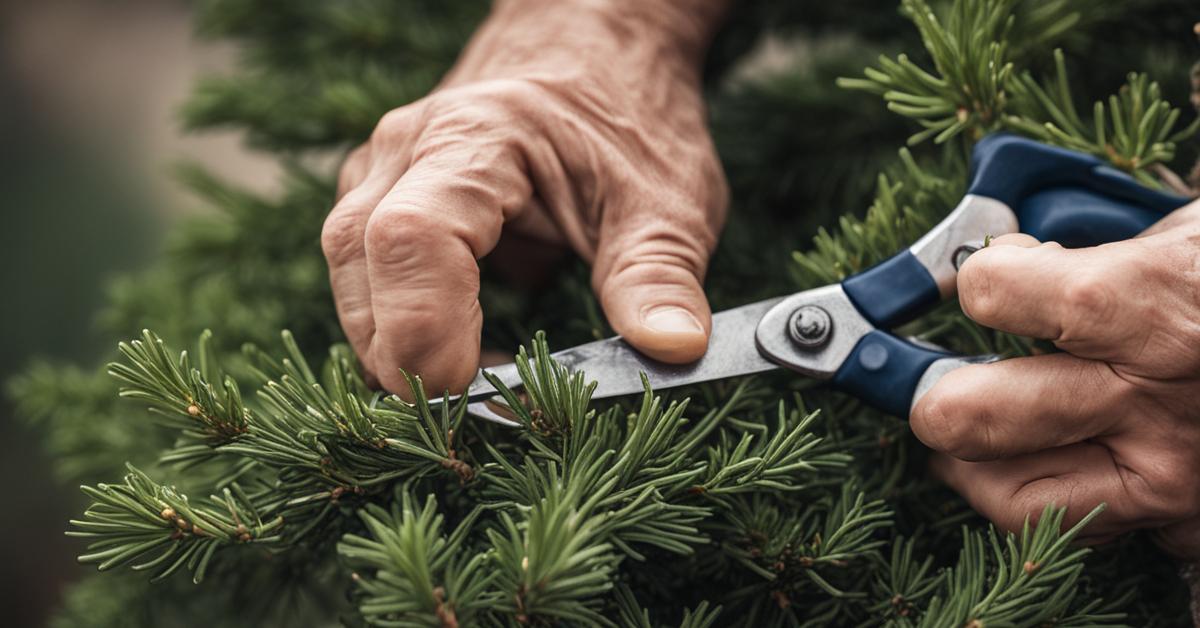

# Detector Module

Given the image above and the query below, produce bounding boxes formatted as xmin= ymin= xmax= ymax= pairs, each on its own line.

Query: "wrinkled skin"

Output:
xmin=322 ymin=0 xmax=730 ymax=396
xmin=912 ymin=199 xmax=1200 ymax=556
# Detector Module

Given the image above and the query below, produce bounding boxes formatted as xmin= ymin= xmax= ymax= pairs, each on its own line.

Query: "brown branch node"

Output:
xmin=432 ymin=586 xmax=458 ymax=628
xmin=441 ymin=450 xmax=475 ymax=483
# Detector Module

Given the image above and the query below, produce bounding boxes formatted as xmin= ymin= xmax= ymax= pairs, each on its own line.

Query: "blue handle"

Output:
xmin=841 ymin=135 xmax=1188 ymax=329
xmin=970 ymin=134 xmax=1187 ymax=244
xmin=831 ymin=135 xmax=1192 ymax=417
xmin=842 ymin=251 xmax=941 ymax=329
xmin=967 ymin=134 xmax=1187 ymax=214
xmin=831 ymin=330 xmax=950 ymax=418
xmin=1018 ymin=187 xmax=1170 ymax=246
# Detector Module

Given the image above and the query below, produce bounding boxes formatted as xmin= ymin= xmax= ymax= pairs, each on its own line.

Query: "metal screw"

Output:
xmin=789 ymin=306 xmax=832 ymax=348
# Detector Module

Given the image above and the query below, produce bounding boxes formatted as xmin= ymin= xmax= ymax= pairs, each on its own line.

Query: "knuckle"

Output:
xmin=1014 ymin=477 xmax=1083 ymax=528
xmin=911 ymin=390 xmax=980 ymax=457
xmin=976 ymin=490 xmax=1038 ymax=534
xmin=478 ymin=78 xmax=547 ymax=114
xmin=602 ymin=226 xmax=709 ymax=287
xmin=337 ymin=143 xmax=371 ymax=192
xmin=423 ymin=79 xmax=545 ymax=140
xmin=379 ymin=304 xmax=443 ymax=351
xmin=363 ymin=209 xmax=441 ymax=263
xmin=401 ymin=302 xmax=460 ymax=344
xmin=707 ymin=164 xmax=731 ymax=220
xmin=1059 ymin=274 xmax=1117 ymax=338
xmin=957 ymin=256 xmax=1002 ymax=323
xmin=1007 ymin=496 xmax=1047 ymax=532
xmin=321 ymin=207 xmax=369 ymax=266
xmin=667 ymin=196 xmax=724 ymax=253
xmin=1132 ymin=460 xmax=1200 ymax=519
xmin=372 ymin=107 xmax=418 ymax=144
xmin=374 ymin=301 xmax=481 ymax=391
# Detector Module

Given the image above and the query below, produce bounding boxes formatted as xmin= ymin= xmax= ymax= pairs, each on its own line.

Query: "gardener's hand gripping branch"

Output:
xmin=912 ymin=199 xmax=1200 ymax=556
xmin=322 ymin=0 xmax=732 ymax=396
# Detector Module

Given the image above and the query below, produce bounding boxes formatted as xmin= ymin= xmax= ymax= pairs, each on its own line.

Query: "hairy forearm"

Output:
xmin=443 ymin=0 xmax=731 ymax=89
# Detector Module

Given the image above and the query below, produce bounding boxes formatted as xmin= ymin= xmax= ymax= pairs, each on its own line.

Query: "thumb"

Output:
xmin=593 ymin=216 xmax=715 ymax=364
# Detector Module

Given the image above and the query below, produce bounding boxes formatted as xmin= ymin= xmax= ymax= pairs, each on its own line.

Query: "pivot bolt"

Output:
xmin=789 ymin=305 xmax=832 ymax=349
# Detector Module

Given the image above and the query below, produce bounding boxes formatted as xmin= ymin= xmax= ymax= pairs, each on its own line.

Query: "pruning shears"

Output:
xmin=459 ymin=134 xmax=1191 ymax=426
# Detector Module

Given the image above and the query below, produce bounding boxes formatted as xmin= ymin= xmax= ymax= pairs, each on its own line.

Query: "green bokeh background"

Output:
xmin=0 ymin=46 xmax=161 ymax=628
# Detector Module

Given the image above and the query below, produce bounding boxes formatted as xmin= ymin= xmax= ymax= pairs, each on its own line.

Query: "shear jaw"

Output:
xmin=754 ymin=284 xmax=874 ymax=380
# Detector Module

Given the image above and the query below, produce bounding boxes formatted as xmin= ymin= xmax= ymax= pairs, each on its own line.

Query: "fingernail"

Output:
xmin=642 ymin=306 xmax=703 ymax=334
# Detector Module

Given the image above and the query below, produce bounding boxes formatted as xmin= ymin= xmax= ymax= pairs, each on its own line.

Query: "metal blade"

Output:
xmin=461 ymin=297 xmax=785 ymax=423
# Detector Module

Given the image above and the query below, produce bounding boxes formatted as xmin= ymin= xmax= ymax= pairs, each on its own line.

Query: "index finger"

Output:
xmin=956 ymin=236 xmax=1135 ymax=357
xmin=930 ymin=443 xmax=1165 ymax=541
xmin=910 ymin=353 xmax=1130 ymax=462
xmin=363 ymin=141 xmax=532 ymax=397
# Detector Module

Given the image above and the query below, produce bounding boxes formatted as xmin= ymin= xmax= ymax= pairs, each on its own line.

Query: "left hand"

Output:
xmin=910 ymin=198 xmax=1200 ymax=557
xmin=322 ymin=0 xmax=730 ymax=398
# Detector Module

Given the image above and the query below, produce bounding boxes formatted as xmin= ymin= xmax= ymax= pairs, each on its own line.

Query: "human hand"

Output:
xmin=910 ymin=198 xmax=1200 ymax=556
xmin=321 ymin=0 xmax=731 ymax=396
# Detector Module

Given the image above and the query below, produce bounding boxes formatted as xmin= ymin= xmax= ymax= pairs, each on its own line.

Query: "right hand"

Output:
xmin=911 ymin=203 xmax=1200 ymax=556
xmin=322 ymin=0 xmax=732 ymax=397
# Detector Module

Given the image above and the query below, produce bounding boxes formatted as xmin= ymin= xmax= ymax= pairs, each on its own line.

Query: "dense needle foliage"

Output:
xmin=10 ymin=0 xmax=1200 ymax=626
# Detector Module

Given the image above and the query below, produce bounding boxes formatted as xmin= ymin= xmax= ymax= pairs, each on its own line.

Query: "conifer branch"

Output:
xmin=719 ymin=485 xmax=892 ymax=607
xmin=838 ymin=0 xmax=1198 ymax=168
xmin=1007 ymin=50 xmax=1200 ymax=180
xmin=918 ymin=505 xmax=1123 ymax=627
xmin=791 ymin=158 xmax=955 ymax=288
xmin=339 ymin=491 xmax=496 ymax=627
xmin=108 ymin=329 xmax=249 ymax=459
xmin=869 ymin=537 xmax=943 ymax=623
xmin=697 ymin=403 xmax=850 ymax=496
xmin=486 ymin=473 xmax=621 ymax=626
xmin=838 ymin=0 xmax=1025 ymax=145
xmin=613 ymin=585 xmax=722 ymax=628
xmin=69 ymin=464 xmax=282 ymax=583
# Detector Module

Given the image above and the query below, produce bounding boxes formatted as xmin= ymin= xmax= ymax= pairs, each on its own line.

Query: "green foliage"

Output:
xmin=838 ymin=0 xmax=1028 ymax=145
xmin=340 ymin=493 xmax=495 ymax=627
xmin=1009 ymin=53 xmax=1200 ymax=180
xmin=789 ymin=153 xmax=958 ymax=288
xmin=920 ymin=506 xmax=1119 ymax=627
xmin=69 ymin=464 xmax=283 ymax=583
xmin=58 ymin=329 xmax=1125 ymax=626
xmin=185 ymin=0 xmax=489 ymax=149
xmin=12 ymin=0 xmax=1200 ymax=626
xmin=9 ymin=362 xmax=162 ymax=482
xmin=838 ymin=0 xmax=1197 ymax=172
xmin=110 ymin=329 xmax=249 ymax=461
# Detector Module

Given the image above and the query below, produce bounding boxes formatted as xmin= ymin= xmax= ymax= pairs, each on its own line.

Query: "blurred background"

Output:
xmin=0 ymin=1 xmax=276 ymax=625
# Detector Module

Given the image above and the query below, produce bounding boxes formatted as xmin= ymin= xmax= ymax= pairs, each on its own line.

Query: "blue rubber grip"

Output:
xmin=1018 ymin=187 xmax=1169 ymax=246
xmin=842 ymin=250 xmax=940 ymax=328
xmin=832 ymin=330 xmax=950 ymax=417
xmin=968 ymin=135 xmax=1187 ymax=238
xmin=968 ymin=135 xmax=1096 ymax=207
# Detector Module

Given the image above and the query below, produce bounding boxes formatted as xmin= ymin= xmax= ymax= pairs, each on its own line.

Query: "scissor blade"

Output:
xmin=463 ymin=297 xmax=785 ymax=411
